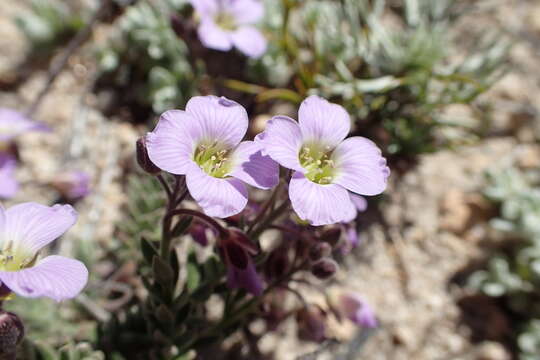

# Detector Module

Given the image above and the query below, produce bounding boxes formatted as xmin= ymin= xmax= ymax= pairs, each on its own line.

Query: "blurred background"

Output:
xmin=0 ymin=0 xmax=539 ymax=359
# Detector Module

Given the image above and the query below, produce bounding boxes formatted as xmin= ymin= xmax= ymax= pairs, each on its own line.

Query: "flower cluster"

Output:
xmin=147 ymin=94 xmax=389 ymax=225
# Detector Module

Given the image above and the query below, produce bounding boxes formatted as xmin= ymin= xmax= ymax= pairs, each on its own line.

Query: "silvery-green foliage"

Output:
xmin=98 ymin=0 xmax=196 ymax=114
xmin=257 ymin=0 xmax=508 ymax=156
xmin=15 ymin=0 xmax=84 ymax=53
xmin=468 ymin=165 xmax=540 ymax=358
xmin=20 ymin=341 xmax=105 ymax=360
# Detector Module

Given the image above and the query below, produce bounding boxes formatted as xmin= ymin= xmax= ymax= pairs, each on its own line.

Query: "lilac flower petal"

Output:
xmin=146 ymin=110 xmax=199 ymax=175
xmin=0 ymin=154 xmax=18 ymax=199
xmin=332 ymin=137 xmax=389 ymax=196
xmin=186 ymin=96 xmax=248 ymax=148
xmin=289 ymin=172 xmax=356 ymax=226
xmin=186 ymin=164 xmax=248 ymax=218
xmin=4 ymin=203 xmax=77 ymax=257
xmin=190 ymin=0 xmax=218 ymax=17
xmin=339 ymin=293 xmax=378 ymax=328
xmin=257 ymin=116 xmax=303 ymax=172
xmin=228 ymin=141 xmax=279 ymax=189
xmin=229 ymin=0 xmax=264 ymax=24
xmin=231 ymin=26 xmax=267 ymax=58
xmin=350 ymin=193 xmax=368 ymax=212
xmin=298 ymin=96 xmax=350 ymax=148
xmin=226 ymin=258 xmax=263 ymax=296
xmin=0 ymin=108 xmax=50 ymax=142
xmin=346 ymin=225 xmax=359 ymax=248
xmin=197 ymin=20 xmax=234 ymax=52
xmin=0 ymin=255 xmax=88 ymax=301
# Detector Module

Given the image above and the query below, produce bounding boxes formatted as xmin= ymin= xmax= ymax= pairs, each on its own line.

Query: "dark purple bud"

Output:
xmin=309 ymin=242 xmax=332 ymax=262
xmin=0 ymin=283 xmax=11 ymax=300
xmin=264 ymin=247 xmax=291 ymax=280
xmin=319 ymin=227 xmax=342 ymax=247
xmin=296 ymin=305 xmax=326 ymax=342
xmin=0 ymin=310 xmax=24 ymax=356
xmin=221 ymin=229 xmax=263 ymax=296
xmin=136 ymin=136 xmax=161 ymax=175
xmin=311 ymin=258 xmax=338 ymax=280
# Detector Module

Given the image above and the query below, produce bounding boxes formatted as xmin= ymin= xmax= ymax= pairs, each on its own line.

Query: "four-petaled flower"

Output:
xmin=257 ymin=95 xmax=390 ymax=226
xmin=190 ymin=0 xmax=267 ymax=58
xmin=146 ymin=95 xmax=279 ymax=218
xmin=0 ymin=203 xmax=88 ymax=301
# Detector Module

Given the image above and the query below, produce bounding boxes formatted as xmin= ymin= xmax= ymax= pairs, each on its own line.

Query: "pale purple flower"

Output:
xmin=0 ymin=108 xmax=49 ymax=142
xmin=51 ymin=171 xmax=91 ymax=201
xmin=0 ymin=154 xmax=18 ymax=199
xmin=190 ymin=0 xmax=267 ymax=58
xmin=0 ymin=203 xmax=88 ymax=301
xmin=146 ymin=95 xmax=279 ymax=218
xmin=257 ymin=95 xmax=390 ymax=226
xmin=339 ymin=293 xmax=378 ymax=329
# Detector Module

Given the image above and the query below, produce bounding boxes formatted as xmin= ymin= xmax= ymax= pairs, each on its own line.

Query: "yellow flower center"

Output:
xmin=299 ymin=144 xmax=336 ymax=185
xmin=214 ymin=11 xmax=237 ymax=31
xmin=193 ymin=142 xmax=232 ymax=178
xmin=0 ymin=243 xmax=37 ymax=272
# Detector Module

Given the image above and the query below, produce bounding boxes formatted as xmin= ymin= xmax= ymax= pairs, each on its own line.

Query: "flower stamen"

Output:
xmin=299 ymin=144 xmax=336 ymax=185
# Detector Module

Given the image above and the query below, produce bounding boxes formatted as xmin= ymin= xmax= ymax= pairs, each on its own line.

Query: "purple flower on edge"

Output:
xmin=0 ymin=108 xmax=49 ymax=142
xmin=146 ymin=95 xmax=279 ymax=218
xmin=339 ymin=293 xmax=378 ymax=329
xmin=0 ymin=154 xmax=18 ymax=199
xmin=0 ymin=202 xmax=88 ymax=301
xmin=257 ymin=95 xmax=390 ymax=226
xmin=190 ymin=0 xmax=267 ymax=58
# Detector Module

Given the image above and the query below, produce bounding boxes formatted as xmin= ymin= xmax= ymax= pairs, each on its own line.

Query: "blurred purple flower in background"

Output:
xmin=0 ymin=203 xmax=88 ymax=301
xmin=339 ymin=293 xmax=378 ymax=329
xmin=146 ymin=95 xmax=278 ymax=218
xmin=51 ymin=170 xmax=91 ymax=201
xmin=190 ymin=0 xmax=267 ymax=58
xmin=0 ymin=108 xmax=49 ymax=142
xmin=0 ymin=154 xmax=18 ymax=199
xmin=257 ymin=95 xmax=390 ymax=226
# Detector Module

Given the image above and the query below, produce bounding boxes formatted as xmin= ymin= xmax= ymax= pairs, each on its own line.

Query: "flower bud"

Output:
xmin=296 ymin=305 xmax=326 ymax=342
xmin=0 ymin=310 xmax=24 ymax=356
xmin=338 ymin=293 xmax=378 ymax=329
xmin=264 ymin=247 xmax=290 ymax=280
xmin=311 ymin=258 xmax=338 ymax=280
xmin=136 ymin=136 xmax=161 ymax=175
xmin=309 ymin=242 xmax=332 ymax=262
xmin=318 ymin=227 xmax=342 ymax=247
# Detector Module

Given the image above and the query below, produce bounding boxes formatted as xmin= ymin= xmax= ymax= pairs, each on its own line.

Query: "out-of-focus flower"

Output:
xmin=338 ymin=293 xmax=378 ymax=329
xmin=0 ymin=108 xmax=49 ymax=143
xmin=51 ymin=171 xmax=91 ymax=201
xmin=190 ymin=0 xmax=267 ymax=58
xmin=0 ymin=154 xmax=18 ymax=199
xmin=220 ymin=229 xmax=263 ymax=296
xmin=340 ymin=194 xmax=368 ymax=254
xmin=0 ymin=202 xmax=88 ymax=301
xmin=257 ymin=95 xmax=389 ymax=225
xmin=146 ymin=96 xmax=278 ymax=218
xmin=296 ymin=305 xmax=326 ymax=342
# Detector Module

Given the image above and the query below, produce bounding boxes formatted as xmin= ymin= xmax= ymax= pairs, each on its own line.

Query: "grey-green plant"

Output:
xmin=468 ymin=165 xmax=540 ymax=359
